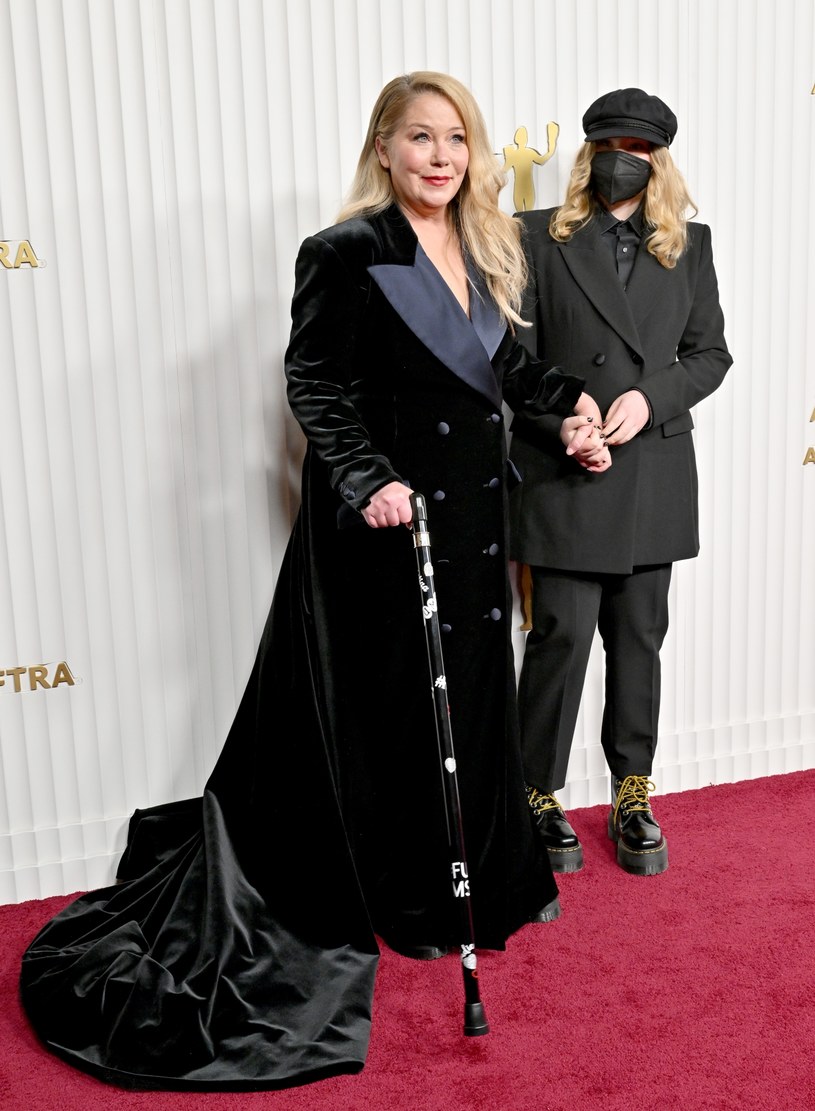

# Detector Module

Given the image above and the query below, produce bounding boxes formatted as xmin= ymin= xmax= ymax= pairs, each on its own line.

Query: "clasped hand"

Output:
xmin=562 ymin=390 xmax=649 ymax=473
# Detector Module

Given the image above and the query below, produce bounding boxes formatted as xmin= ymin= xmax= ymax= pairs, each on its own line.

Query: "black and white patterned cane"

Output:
xmin=409 ymin=492 xmax=489 ymax=1037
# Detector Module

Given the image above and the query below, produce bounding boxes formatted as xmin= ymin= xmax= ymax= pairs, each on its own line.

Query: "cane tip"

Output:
xmin=463 ymin=1002 xmax=489 ymax=1036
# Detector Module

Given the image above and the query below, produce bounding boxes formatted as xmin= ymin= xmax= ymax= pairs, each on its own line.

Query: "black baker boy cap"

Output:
xmin=582 ymin=87 xmax=677 ymax=147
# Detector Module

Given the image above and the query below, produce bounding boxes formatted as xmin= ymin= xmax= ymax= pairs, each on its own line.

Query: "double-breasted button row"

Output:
xmin=437 ymin=414 xmax=502 ymax=431
xmin=442 ymin=604 xmax=503 ymax=633
xmin=433 ymin=482 xmax=500 ymax=499
xmin=432 ymin=476 xmax=500 ymax=500
xmin=594 ymin=351 xmax=644 ymax=367
xmin=441 ymin=601 xmax=504 ymax=632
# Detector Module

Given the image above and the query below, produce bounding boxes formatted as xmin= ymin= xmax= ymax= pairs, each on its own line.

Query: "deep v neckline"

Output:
xmin=415 ymin=243 xmax=471 ymax=319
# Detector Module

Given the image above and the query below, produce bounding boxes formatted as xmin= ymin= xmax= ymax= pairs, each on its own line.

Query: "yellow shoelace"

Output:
xmin=526 ymin=787 xmax=562 ymax=817
xmin=613 ymin=775 xmax=656 ymax=821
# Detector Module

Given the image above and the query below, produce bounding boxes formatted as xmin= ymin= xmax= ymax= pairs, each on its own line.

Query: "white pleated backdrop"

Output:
xmin=0 ymin=0 xmax=813 ymax=903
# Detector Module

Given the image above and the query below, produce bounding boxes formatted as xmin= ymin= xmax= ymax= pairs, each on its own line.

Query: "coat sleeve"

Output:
xmin=501 ymin=340 xmax=584 ymax=418
xmin=285 ymin=234 xmax=404 ymax=512
xmin=637 ymin=224 xmax=733 ymax=426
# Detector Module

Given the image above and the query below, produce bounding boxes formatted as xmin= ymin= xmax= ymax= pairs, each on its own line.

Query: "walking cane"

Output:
xmin=409 ymin=492 xmax=489 ymax=1037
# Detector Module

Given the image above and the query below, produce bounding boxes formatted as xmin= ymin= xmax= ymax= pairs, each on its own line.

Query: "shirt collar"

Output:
xmin=596 ymin=202 xmax=646 ymax=237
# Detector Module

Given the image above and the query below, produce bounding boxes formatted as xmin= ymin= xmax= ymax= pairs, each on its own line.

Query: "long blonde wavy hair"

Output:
xmin=338 ymin=71 xmax=527 ymax=329
xmin=550 ymin=143 xmax=698 ymax=268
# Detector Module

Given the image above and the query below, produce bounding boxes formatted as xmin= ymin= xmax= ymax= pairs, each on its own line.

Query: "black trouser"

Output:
xmin=518 ymin=564 xmax=672 ymax=792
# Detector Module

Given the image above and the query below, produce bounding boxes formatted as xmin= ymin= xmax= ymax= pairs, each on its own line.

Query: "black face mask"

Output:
xmin=590 ymin=149 xmax=652 ymax=205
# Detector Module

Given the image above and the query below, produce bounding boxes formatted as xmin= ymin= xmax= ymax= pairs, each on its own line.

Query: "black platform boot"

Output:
xmin=608 ymin=776 xmax=669 ymax=875
xmin=526 ymin=787 xmax=584 ymax=873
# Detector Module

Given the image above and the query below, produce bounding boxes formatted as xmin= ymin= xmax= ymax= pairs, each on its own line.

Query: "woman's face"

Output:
xmin=594 ymin=135 xmax=653 ymax=162
xmin=375 ymin=93 xmax=469 ymax=219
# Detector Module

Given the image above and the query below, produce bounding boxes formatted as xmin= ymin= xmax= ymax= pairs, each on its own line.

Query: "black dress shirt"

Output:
xmin=598 ymin=205 xmax=646 ymax=291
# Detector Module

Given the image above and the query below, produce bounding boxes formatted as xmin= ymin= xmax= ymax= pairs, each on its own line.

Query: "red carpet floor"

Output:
xmin=2 ymin=770 xmax=813 ymax=1111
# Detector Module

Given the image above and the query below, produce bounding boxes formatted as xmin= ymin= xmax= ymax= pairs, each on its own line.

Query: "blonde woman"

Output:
xmin=510 ymin=89 xmax=732 ymax=878
xmin=22 ymin=72 xmax=584 ymax=1090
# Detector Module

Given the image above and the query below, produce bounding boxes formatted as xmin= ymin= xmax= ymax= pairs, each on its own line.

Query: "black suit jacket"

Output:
xmin=509 ymin=207 xmax=733 ymax=573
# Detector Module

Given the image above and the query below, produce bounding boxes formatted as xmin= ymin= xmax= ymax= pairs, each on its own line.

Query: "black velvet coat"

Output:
xmin=20 ymin=204 xmax=577 ymax=1090
xmin=509 ymin=207 xmax=732 ymax=574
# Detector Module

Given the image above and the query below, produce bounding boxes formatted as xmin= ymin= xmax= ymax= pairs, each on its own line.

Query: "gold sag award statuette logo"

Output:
xmin=0 ymin=240 xmax=43 ymax=268
xmin=501 ymin=121 xmax=559 ymax=212
xmin=804 ymin=404 xmax=815 ymax=466
xmin=0 ymin=662 xmax=77 ymax=692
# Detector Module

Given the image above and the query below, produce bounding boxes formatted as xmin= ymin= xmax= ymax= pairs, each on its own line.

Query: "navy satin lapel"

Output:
xmin=559 ymin=232 xmax=644 ymax=358
xmin=369 ymin=248 xmax=503 ymax=407
xmin=468 ymin=262 xmax=506 ymax=361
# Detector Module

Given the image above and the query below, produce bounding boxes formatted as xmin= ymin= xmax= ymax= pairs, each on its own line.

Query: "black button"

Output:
xmin=441 ymin=623 xmax=452 ymax=633
xmin=488 ymin=477 xmax=500 ymax=489
xmin=433 ymin=490 xmax=445 ymax=501
xmin=632 ymin=353 xmax=643 ymax=365
xmin=437 ymin=421 xmax=450 ymax=435
xmin=593 ymin=353 xmax=606 ymax=366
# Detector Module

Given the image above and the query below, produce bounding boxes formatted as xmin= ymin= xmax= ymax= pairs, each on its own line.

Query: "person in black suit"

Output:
xmin=509 ymin=88 xmax=732 ymax=876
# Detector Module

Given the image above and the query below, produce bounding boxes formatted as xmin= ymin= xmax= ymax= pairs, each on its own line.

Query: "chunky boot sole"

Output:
xmin=530 ymin=895 xmax=562 ymax=923
xmin=607 ymin=812 xmax=669 ymax=875
xmin=546 ymin=843 xmax=584 ymax=873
